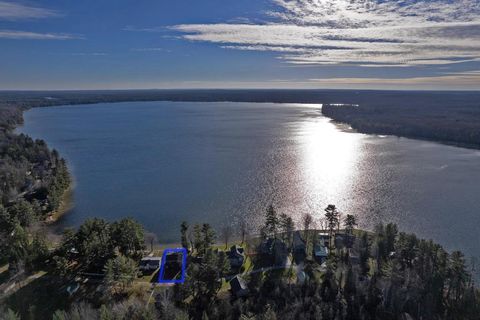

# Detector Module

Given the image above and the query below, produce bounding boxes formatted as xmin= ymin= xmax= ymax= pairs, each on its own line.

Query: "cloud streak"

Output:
xmin=170 ymin=0 xmax=480 ymax=67
xmin=311 ymin=72 xmax=480 ymax=87
xmin=0 ymin=30 xmax=79 ymax=40
xmin=0 ymin=1 xmax=59 ymax=20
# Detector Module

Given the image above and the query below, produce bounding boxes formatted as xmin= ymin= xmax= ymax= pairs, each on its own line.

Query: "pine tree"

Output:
xmin=264 ymin=205 xmax=279 ymax=238
xmin=181 ymin=221 xmax=189 ymax=250
xmin=324 ymin=205 xmax=340 ymax=249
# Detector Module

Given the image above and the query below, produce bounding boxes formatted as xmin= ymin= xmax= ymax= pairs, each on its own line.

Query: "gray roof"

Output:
xmin=230 ymin=276 xmax=247 ymax=293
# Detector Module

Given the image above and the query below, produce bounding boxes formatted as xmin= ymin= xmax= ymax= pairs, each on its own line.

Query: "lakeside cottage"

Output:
xmin=335 ymin=234 xmax=345 ymax=249
xmin=228 ymin=245 xmax=245 ymax=269
xmin=313 ymin=242 xmax=328 ymax=264
xmin=293 ymin=231 xmax=307 ymax=263
xmin=161 ymin=252 xmax=184 ymax=281
xmin=260 ymin=238 xmax=289 ymax=267
xmin=318 ymin=232 xmax=330 ymax=248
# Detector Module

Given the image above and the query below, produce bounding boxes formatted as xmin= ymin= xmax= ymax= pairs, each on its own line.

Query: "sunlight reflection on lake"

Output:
xmin=297 ymin=111 xmax=363 ymax=220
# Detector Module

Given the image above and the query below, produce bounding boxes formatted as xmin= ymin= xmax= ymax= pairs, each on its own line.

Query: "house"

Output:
xmin=229 ymin=275 xmax=249 ymax=298
xmin=66 ymin=282 xmax=80 ymax=296
xmin=347 ymin=248 xmax=360 ymax=264
xmin=334 ymin=233 xmax=346 ymax=249
xmin=259 ymin=238 xmax=275 ymax=255
xmin=293 ymin=231 xmax=307 ymax=263
xmin=259 ymin=238 xmax=289 ymax=267
xmin=228 ymin=245 xmax=245 ymax=269
xmin=273 ymin=240 xmax=288 ymax=267
xmin=313 ymin=242 xmax=328 ymax=264
xmin=139 ymin=257 xmax=162 ymax=272
xmin=297 ymin=271 xmax=308 ymax=285
xmin=318 ymin=232 xmax=330 ymax=248
xmin=162 ymin=252 xmax=184 ymax=281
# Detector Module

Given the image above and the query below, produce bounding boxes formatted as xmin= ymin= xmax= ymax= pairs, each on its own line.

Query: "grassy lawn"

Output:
xmin=137 ymin=268 xmax=159 ymax=283
xmin=0 ymin=264 xmax=9 ymax=285
xmin=218 ymin=278 xmax=230 ymax=293
xmin=243 ymin=256 xmax=253 ymax=273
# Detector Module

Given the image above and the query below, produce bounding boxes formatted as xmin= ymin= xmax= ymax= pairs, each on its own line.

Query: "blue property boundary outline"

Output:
xmin=158 ymin=248 xmax=187 ymax=284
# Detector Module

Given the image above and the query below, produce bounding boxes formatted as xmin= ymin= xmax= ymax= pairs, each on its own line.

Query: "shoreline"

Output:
xmin=29 ymin=98 xmax=480 ymax=152
xmin=326 ymin=117 xmax=480 ymax=151
xmin=3 ymin=89 xmax=478 ymax=152
xmin=45 ymin=185 xmax=74 ymax=224
xmin=321 ymin=102 xmax=480 ymax=151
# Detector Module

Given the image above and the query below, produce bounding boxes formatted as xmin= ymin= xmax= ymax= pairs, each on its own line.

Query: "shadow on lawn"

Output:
xmin=5 ymin=274 xmax=69 ymax=320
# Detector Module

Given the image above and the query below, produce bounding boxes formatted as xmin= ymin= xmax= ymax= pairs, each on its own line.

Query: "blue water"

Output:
xmin=18 ymin=101 xmax=480 ymax=259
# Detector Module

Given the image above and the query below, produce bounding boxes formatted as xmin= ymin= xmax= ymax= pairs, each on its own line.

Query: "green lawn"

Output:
xmin=0 ymin=264 xmax=9 ymax=285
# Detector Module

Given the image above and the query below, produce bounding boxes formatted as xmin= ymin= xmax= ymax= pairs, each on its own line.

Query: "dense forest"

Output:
xmin=321 ymin=94 xmax=480 ymax=148
xmin=1 ymin=206 xmax=479 ymax=320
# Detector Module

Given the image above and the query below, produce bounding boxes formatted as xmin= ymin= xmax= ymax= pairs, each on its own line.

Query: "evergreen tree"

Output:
xmin=193 ymin=224 xmax=203 ymax=254
xmin=344 ymin=214 xmax=357 ymax=235
xmin=104 ymin=255 xmax=138 ymax=294
xmin=264 ymin=205 xmax=279 ymax=238
xmin=181 ymin=221 xmax=189 ymax=250
xmin=324 ymin=205 xmax=340 ymax=249
xmin=202 ymin=223 xmax=216 ymax=254
xmin=279 ymin=213 xmax=294 ymax=245
xmin=110 ymin=218 xmax=145 ymax=258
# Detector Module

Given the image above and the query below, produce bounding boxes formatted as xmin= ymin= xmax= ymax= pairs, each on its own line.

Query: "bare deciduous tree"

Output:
xmin=221 ymin=225 xmax=232 ymax=249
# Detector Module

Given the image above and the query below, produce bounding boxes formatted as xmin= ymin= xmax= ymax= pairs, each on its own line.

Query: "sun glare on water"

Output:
xmin=297 ymin=109 xmax=363 ymax=218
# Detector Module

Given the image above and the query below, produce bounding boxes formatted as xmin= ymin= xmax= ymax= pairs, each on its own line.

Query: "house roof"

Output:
xmin=141 ymin=256 xmax=162 ymax=261
xmin=229 ymin=275 xmax=247 ymax=292
xmin=314 ymin=244 xmax=328 ymax=257
xmin=230 ymin=245 xmax=244 ymax=253
xmin=140 ymin=257 xmax=161 ymax=267
xmin=229 ymin=245 xmax=245 ymax=257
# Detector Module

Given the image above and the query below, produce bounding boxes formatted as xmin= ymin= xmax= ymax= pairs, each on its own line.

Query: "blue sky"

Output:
xmin=1 ymin=0 xmax=480 ymax=90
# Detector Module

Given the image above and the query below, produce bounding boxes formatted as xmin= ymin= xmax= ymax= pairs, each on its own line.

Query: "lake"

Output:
xmin=18 ymin=101 xmax=480 ymax=257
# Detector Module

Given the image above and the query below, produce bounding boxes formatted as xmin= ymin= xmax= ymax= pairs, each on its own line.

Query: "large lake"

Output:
xmin=19 ymin=101 xmax=480 ymax=257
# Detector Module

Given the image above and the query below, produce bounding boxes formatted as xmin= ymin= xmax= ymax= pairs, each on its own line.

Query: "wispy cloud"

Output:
xmin=310 ymin=72 xmax=480 ymax=87
xmin=123 ymin=26 xmax=168 ymax=33
xmin=170 ymin=0 xmax=480 ymax=67
xmin=0 ymin=30 xmax=79 ymax=40
xmin=71 ymin=52 xmax=108 ymax=56
xmin=131 ymin=48 xmax=172 ymax=53
xmin=0 ymin=1 xmax=60 ymax=20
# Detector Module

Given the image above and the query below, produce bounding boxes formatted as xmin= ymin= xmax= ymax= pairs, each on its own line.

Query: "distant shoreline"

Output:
xmin=4 ymin=89 xmax=478 ymax=151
